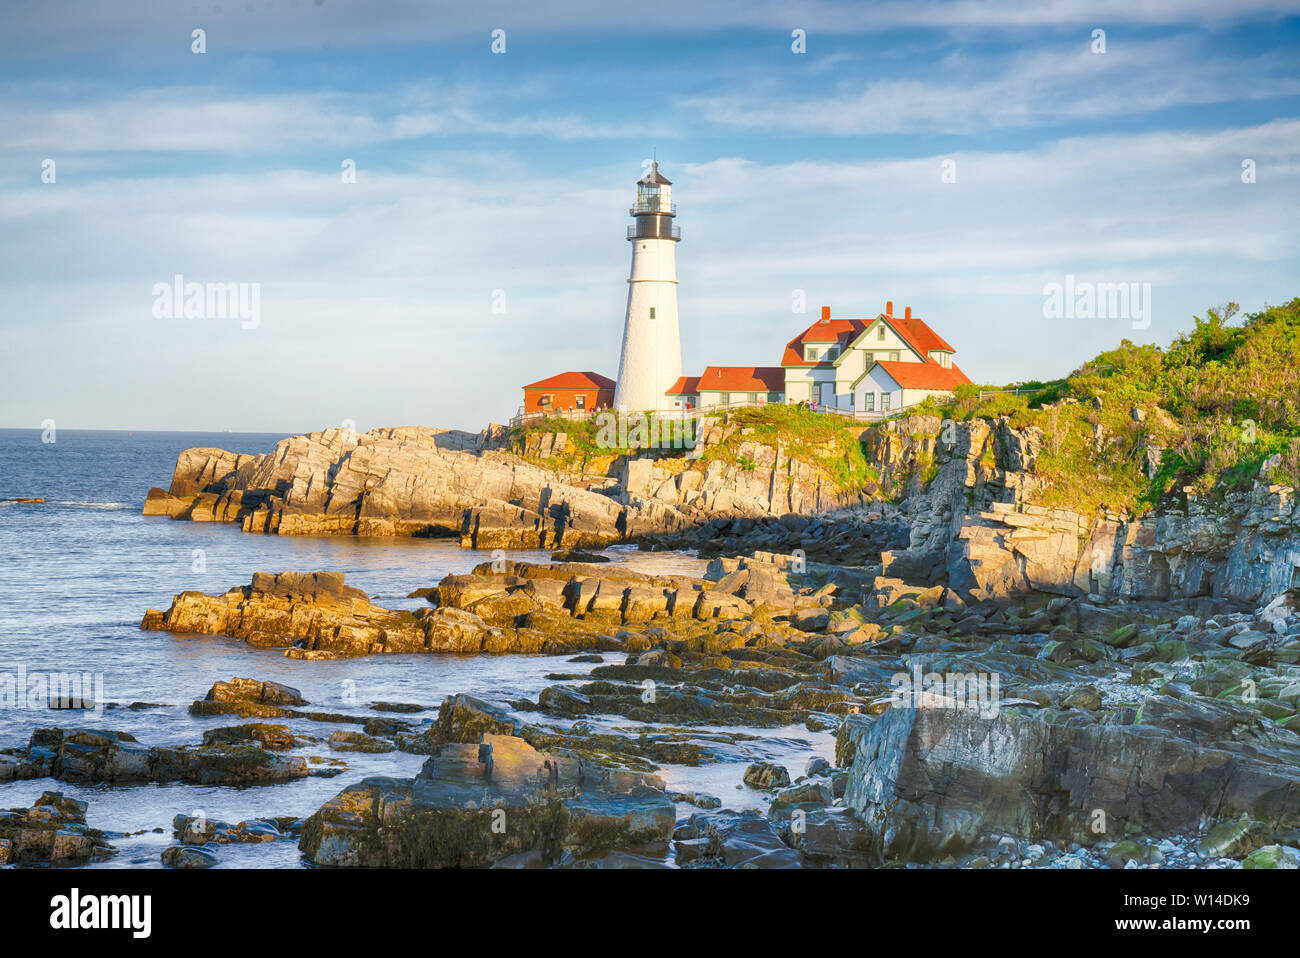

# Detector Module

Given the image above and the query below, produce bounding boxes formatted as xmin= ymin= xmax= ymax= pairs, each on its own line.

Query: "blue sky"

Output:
xmin=2 ymin=0 xmax=1299 ymax=432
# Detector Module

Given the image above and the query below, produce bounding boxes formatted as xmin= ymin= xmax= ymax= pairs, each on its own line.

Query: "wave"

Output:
xmin=3 ymin=500 xmax=139 ymax=511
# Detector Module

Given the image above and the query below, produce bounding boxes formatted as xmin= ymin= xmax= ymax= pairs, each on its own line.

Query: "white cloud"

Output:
xmin=0 ymin=82 xmax=650 ymax=154
xmin=2 ymin=0 xmax=1295 ymax=62
xmin=681 ymin=37 xmax=1300 ymax=135
xmin=2 ymin=118 xmax=1296 ymax=429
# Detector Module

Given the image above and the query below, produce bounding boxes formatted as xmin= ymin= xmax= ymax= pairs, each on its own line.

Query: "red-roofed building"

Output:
xmin=781 ymin=302 xmax=970 ymax=414
xmin=664 ymin=375 xmax=702 ymax=408
xmin=521 ymin=371 xmax=615 ymax=414
xmin=664 ymin=368 xmax=784 ymax=409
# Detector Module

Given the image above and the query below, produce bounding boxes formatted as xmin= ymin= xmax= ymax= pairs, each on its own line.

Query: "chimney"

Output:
xmin=905 ymin=306 xmax=912 ymax=319
xmin=820 ymin=305 xmax=830 ymax=321
xmin=885 ymin=300 xmax=893 ymax=316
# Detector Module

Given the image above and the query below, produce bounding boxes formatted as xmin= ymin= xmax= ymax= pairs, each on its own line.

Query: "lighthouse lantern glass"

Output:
xmin=637 ymin=182 xmax=660 ymax=213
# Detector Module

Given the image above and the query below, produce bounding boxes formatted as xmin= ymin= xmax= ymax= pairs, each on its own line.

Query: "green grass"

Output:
xmin=698 ymin=404 xmax=879 ymax=494
xmin=510 ymin=412 xmax=699 ymax=464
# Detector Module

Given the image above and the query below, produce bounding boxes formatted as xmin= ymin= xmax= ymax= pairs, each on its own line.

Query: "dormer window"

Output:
xmin=804 ymin=345 xmax=820 ymax=361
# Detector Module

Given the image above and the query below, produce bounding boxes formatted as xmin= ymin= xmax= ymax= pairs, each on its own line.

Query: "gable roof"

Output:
xmin=873 ymin=360 xmax=972 ymax=391
xmin=838 ymin=311 xmax=955 ymax=361
xmin=523 ymin=371 xmax=615 ymax=391
xmin=880 ymin=311 xmax=954 ymax=355
xmin=665 ymin=375 xmax=701 ymax=396
xmin=781 ymin=318 xmax=869 ymax=366
xmin=697 ymin=366 xmax=785 ymax=392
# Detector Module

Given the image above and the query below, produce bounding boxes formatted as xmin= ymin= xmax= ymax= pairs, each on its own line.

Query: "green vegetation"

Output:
xmin=698 ymin=403 xmax=879 ymax=493
xmin=511 ymin=412 xmax=699 ymax=465
xmin=508 ymin=300 xmax=1300 ymax=515
xmin=926 ymin=300 xmax=1300 ymax=515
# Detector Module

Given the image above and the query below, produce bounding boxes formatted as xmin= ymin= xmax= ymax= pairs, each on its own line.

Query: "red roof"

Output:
xmin=782 ymin=303 xmax=956 ymax=367
xmin=873 ymin=360 xmax=971 ymax=390
xmin=781 ymin=319 xmax=868 ymax=366
xmin=522 ymin=371 xmax=615 ymax=390
xmin=888 ymin=312 xmax=955 ymax=355
xmin=665 ymin=375 xmax=701 ymax=396
xmin=696 ymin=366 xmax=785 ymax=392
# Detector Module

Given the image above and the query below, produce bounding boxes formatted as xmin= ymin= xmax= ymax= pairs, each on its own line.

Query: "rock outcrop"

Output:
xmin=133 ymin=537 xmax=1300 ymax=868
xmin=143 ymin=423 xmax=874 ymax=548
xmin=142 ymin=571 xmax=532 ymax=657
xmin=0 ymin=792 xmax=116 ymax=866
xmin=4 ymin=727 xmax=308 ymax=786
xmin=299 ymin=731 xmax=675 ymax=867
xmin=866 ymin=414 xmax=1300 ymax=605
xmin=844 ymin=703 xmax=1300 ymax=862
xmin=142 ymin=560 xmax=835 ymax=658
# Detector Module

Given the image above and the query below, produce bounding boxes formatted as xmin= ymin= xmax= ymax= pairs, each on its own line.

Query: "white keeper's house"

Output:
xmin=777 ymin=300 xmax=971 ymax=414
xmin=666 ymin=300 xmax=970 ymax=414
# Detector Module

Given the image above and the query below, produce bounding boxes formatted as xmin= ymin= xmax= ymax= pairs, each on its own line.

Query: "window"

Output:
xmin=540 ymin=395 xmax=552 ymax=406
xmin=890 ymin=351 xmax=899 ymax=362
xmin=720 ymin=392 xmax=731 ymax=405
xmin=849 ymin=392 xmax=855 ymax=407
xmin=877 ymin=325 xmax=885 ymax=341
xmin=862 ymin=352 xmax=873 ymax=364
xmin=882 ymin=392 xmax=891 ymax=410
xmin=804 ymin=345 xmax=820 ymax=361
xmin=827 ymin=345 xmax=840 ymax=360
xmin=747 ymin=392 xmax=758 ymax=404
xmin=649 ymin=307 xmax=656 ymax=319
xmin=575 ymin=395 xmax=586 ymax=410
xmin=865 ymin=392 xmax=875 ymax=411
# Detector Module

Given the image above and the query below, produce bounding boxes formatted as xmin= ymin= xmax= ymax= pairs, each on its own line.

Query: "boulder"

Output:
xmin=299 ymin=732 xmax=675 ymax=868
xmin=161 ymin=844 xmax=219 ymax=869
xmin=0 ymin=792 xmax=115 ymax=865
xmin=843 ymin=704 xmax=1300 ymax=861
xmin=742 ymin=762 xmax=791 ymax=791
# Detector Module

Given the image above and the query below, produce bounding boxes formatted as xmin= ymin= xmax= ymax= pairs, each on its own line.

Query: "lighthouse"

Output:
xmin=613 ymin=161 xmax=682 ymax=413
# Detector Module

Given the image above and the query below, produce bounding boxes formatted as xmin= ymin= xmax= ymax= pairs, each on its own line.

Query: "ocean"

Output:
xmin=0 ymin=428 xmax=830 ymax=867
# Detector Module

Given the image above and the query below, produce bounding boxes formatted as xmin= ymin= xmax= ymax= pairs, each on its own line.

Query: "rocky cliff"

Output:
xmin=869 ymin=413 xmax=1300 ymax=606
xmin=142 ymin=408 xmax=1300 ymax=606
xmin=144 ymin=421 xmax=872 ymax=549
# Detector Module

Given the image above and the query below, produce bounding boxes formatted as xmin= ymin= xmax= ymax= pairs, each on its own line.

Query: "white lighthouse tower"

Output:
xmin=613 ymin=161 xmax=682 ymax=413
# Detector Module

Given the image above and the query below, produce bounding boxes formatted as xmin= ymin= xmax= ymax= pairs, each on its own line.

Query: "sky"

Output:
xmin=1 ymin=0 xmax=1299 ymax=433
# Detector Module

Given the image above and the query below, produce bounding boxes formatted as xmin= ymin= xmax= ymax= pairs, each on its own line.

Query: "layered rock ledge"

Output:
xmin=139 ymin=559 xmax=842 ymax=658
xmin=0 ymin=726 xmax=308 ymax=786
xmin=143 ymin=424 xmax=866 ymax=549
xmin=300 ymin=731 xmax=675 ymax=868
